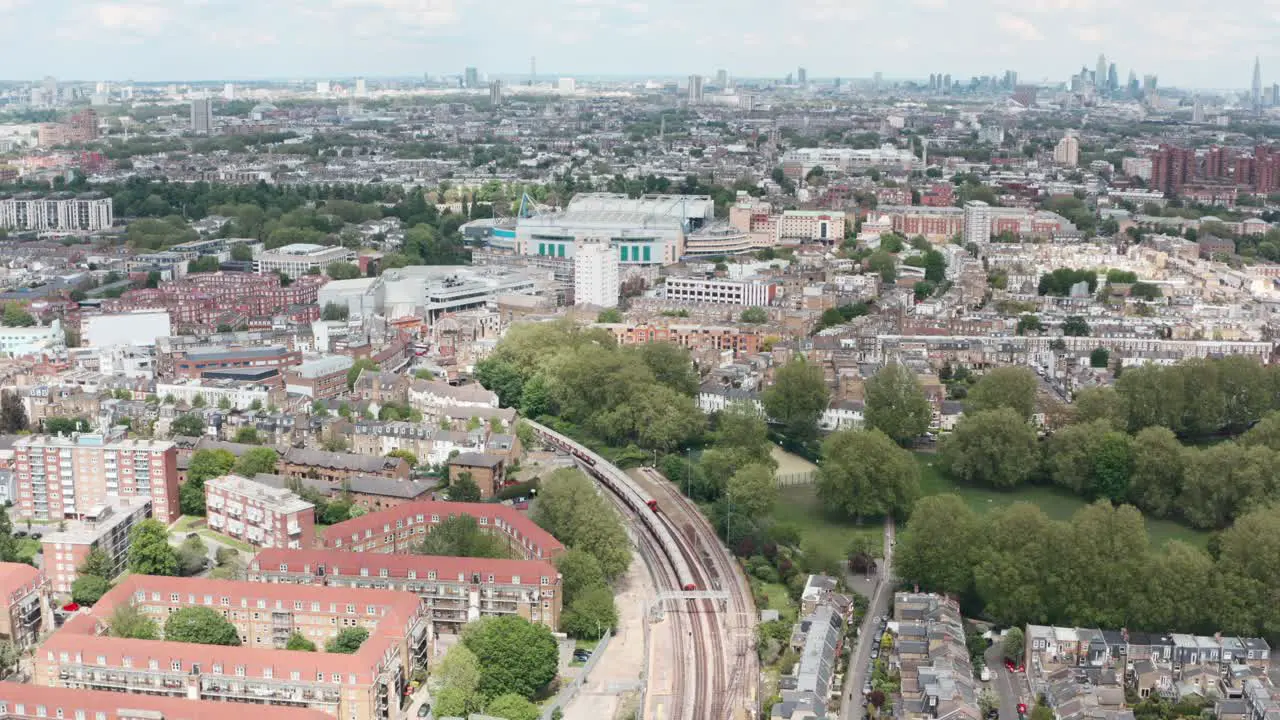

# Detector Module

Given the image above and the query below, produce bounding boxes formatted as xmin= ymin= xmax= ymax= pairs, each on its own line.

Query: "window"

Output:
xmin=35 ymin=706 xmax=45 ymax=718
xmin=311 ymin=601 xmax=321 ymax=612
xmin=122 ymin=657 xmax=132 ymax=668
xmin=96 ymin=656 xmax=106 ymax=666
xmin=263 ymin=668 xmax=273 ymax=679
xmin=332 ymin=673 xmax=342 ymax=683
xmin=169 ymin=592 xmax=180 ymax=603
xmin=149 ymin=660 xmax=158 ymax=671
xmin=487 ymin=574 xmax=495 ymax=584
xmin=279 ymin=563 xmax=288 ymax=572
xmin=291 ymin=671 xmax=301 ymax=681
xmin=407 ymin=570 xmax=417 ymax=580
xmin=56 ymin=709 xmax=64 ymax=719
xmin=213 ymin=663 xmax=223 ymax=674
xmin=346 ymin=603 xmax=355 ymax=614
xmin=235 ymin=665 xmax=245 ymax=677
xmin=220 ymin=596 xmax=230 ymax=607
xmin=541 ymin=576 xmax=549 ymax=585
xmin=294 ymin=601 xmax=303 ymax=610
xmin=366 ymin=605 xmax=376 ymax=615
xmin=171 ymin=660 xmax=182 ymax=672
xmin=379 ymin=568 xmax=388 ymax=578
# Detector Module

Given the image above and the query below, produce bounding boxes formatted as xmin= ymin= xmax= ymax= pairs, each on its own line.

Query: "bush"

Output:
xmin=164 ymin=607 xmax=241 ymax=646
xmin=325 ymin=627 xmax=369 ymax=654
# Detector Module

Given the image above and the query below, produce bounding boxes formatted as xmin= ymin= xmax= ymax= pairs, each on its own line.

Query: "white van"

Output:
xmin=980 ymin=666 xmax=992 ymax=682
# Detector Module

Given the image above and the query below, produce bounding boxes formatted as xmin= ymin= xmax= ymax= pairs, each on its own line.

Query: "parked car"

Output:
xmin=980 ymin=666 xmax=991 ymax=682
xmin=416 ymin=704 xmax=431 ymax=718
xmin=871 ymin=649 xmax=879 ymax=659
xmin=573 ymin=649 xmax=592 ymax=662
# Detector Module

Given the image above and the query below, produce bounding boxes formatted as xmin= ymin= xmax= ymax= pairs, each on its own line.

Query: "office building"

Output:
xmin=354 ymin=78 xmax=367 ymax=97
xmin=0 ymin=684 xmax=335 ymax=720
xmin=380 ymin=265 xmax=549 ymax=321
xmin=223 ymin=83 xmax=236 ymax=100
xmin=715 ymin=69 xmax=728 ymax=87
xmin=315 ymin=80 xmax=330 ymax=95
xmin=0 ymin=562 xmax=47 ymax=648
xmin=573 ymin=240 xmax=619 ymax=308
xmin=15 ymin=430 xmax=179 ymax=524
xmin=797 ymin=67 xmax=807 ymax=85
xmin=68 ymin=109 xmax=98 ymax=143
xmin=0 ymin=193 xmax=113 ymax=232
xmin=556 ymin=77 xmax=575 ymax=94
xmin=517 ymin=193 xmax=714 ymax=266
xmin=256 ymin=243 xmax=356 ymax=277
xmin=0 ymin=320 xmax=64 ymax=357
xmin=488 ymin=79 xmax=502 ymax=105
xmin=1054 ymin=134 xmax=1080 ymax=167
xmin=206 ymin=474 xmax=314 ymax=550
xmin=777 ymin=210 xmax=846 ymax=243
xmin=248 ymin=548 xmax=562 ymax=634
xmin=170 ymin=345 xmax=302 ymax=380
xmin=41 ymin=499 xmax=151 ymax=594
xmin=1107 ymin=63 xmax=1118 ymax=93
xmin=36 ymin=576 xmax=429 ymax=720
xmin=663 ymin=276 xmax=777 ymax=306
xmin=687 ymin=74 xmax=704 ymax=103
xmin=1095 ymin=54 xmax=1108 ymax=90
xmin=1254 ymin=57 xmax=1263 ymax=109
xmin=190 ymin=98 xmax=212 ymax=135
xmin=963 ymin=201 xmax=993 ymax=245
xmin=322 ymin=500 xmax=564 ymax=561
xmin=284 ymin=356 xmax=355 ymax=400
xmin=464 ymin=66 xmax=479 ymax=88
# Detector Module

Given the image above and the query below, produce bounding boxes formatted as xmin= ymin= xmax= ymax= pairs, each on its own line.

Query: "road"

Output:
xmin=985 ymin=644 xmax=1026 ymax=720
xmin=839 ymin=518 xmax=895 ymax=720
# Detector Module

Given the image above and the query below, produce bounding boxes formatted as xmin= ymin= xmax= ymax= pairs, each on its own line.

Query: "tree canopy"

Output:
xmin=127 ymin=519 xmax=178 ymax=576
xmin=416 ymin=515 xmax=510 ymax=559
xmin=462 ymin=616 xmax=559 ymax=700
xmin=864 ymin=362 xmax=932 ymax=445
xmin=762 ymin=357 xmax=830 ymax=448
xmin=531 ymin=468 xmax=631 ymax=580
xmin=164 ymin=607 xmax=241 ymax=645
xmin=817 ymin=429 xmax=920 ymax=521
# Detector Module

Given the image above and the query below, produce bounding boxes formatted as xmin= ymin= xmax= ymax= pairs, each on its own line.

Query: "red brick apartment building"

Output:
xmin=249 ymin=548 xmax=562 ymax=634
xmin=40 ymin=500 xmax=152 ymax=595
xmin=36 ymin=576 xmax=428 ymax=720
xmin=14 ymin=431 xmax=180 ymax=524
xmin=205 ymin=475 xmax=314 ymax=550
xmin=102 ymin=273 xmax=325 ymax=331
xmin=0 ymin=563 xmax=47 ymax=648
xmin=0 ymin=683 xmax=334 ymax=720
xmin=322 ymin=501 xmax=564 ymax=561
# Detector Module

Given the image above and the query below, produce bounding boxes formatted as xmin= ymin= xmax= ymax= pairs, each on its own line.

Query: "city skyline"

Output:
xmin=0 ymin=0 xmax=1277 ymax=88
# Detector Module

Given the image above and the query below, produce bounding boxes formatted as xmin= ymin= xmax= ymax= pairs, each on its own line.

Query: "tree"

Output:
xmin=895 ymin=494 xmax=982 ymax=596
xmin=740 ymin=307 xmax=768 ymax=323
xmin=561 ymin=585 xmax=619 ymax=640
xmin=725 ymin=463 xmax=777 ymax=520
xmin=127 ymin=519 xmax=179 ymax=576
xmin=233 ymin=447 xmax=278 ymax=477
xmin=183 ymin=448 xmax=235 ymax=516
xmin=164 ymin=607 xmax=241 ymax=645
xmin=635 ymin=341 xmax=700 ymax=397
xmin=0 ymin=641 xmax=17 ymax=680
xmin=817 ymin=429 xmax=920 ymax=521
xmin=1071 ymin=387 xmax=1124 ymax=427
xmin=416 ymin=515 xmax=509 ymax=558
xmin=386 ymin=449 xmax=418 ymax=468
xmin=864 ymin=362 xmax=932 ymax=445
xmin=867 ymin=250 xmax=897 ymax=282
xmin=171 ymin=414 xmax=205 ymax=437
xmin=1002 ymin=627 xmax=1025 ymax=661
xmin=1090 ymin=347 xmax=1111 ymax=368
xmin=106 ymin=602 xmax=159 ymax=640
xmin=531 ymin=469 xmax=631 ymax=580
xmin=449 ymin=473 xmax=483 ymax=502
xmin=1016 ymin=314 xmax=1044 ymax=335
xmin=555 ymin=548 xmax=606 ymax=608
xmin=1126 ymin=427 xmax=1184 ymax=518
xmin=230 ymin=244 xmax=253 ymax=261
xmin=347 ymin=357 xmax=379 ymax=390
xmin=176 ymin=534 xmax=208 ymax=577
xmin=44 ymin=416 xmax=90 ymax=434
xmin=286 ymin=633 xmax=316 ymax=651
xmin=595 ymin=308 xmax=623 ymax=323
xmin=321 ymin=302 xmax=350 ymax=321
xmin=966 ymin=367 xmax=1038 ymax=421
xmin=940 ymin=409 xmax=1039 ymax=489
xmin=0 ymin=506 xmax=17 ymax=564
xmin=325 ymin=627 xmax=370 ymax=654
xmin=1 ymin=304 xmax=35 ymax=327
xmin=78 ymin=547 xmax=113 ymax=580
xmin=462 ymin=616 xmax=559 ymax=700
xmin=71 ymin=575 xmax=111 ymax=606
xmin=434 ymin=642 xmax=482 ymax=693
xmin=762 ymin=357 xmax=830 ymax=447
xmin=0 ymin=391 xmax=28 ymax=433
xmin=233 ymin=427 xmax=261 ymax=444
xmin=1062 ymin=316 xmax=1091 ymax=337
xmin=326 ymin=261 xmax=361 ymax=280
xmin=485 ymin=694 xmax=540 ymax=720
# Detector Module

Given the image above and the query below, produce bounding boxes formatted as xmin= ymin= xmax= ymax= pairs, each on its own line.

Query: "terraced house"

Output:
xmin=248 ymin=548 xmax=562 ymax=635
xmin=36 ymin=576 xmax=429 ymax=720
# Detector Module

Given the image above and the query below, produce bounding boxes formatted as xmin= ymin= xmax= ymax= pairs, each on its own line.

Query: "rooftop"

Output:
xmin=206 ymin=474 xmax=314 ymax=515
xmin=250 ymin=547 xmax=558 ymax=587
xmin=0 ymin=682 xmax=334 ymax=720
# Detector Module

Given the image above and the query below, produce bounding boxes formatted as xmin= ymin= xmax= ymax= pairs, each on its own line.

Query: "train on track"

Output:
xmin=525 ymin=420 xmax=699 ymax=591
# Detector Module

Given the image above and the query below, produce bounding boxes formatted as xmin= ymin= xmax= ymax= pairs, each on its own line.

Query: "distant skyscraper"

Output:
xmin=489 ymin=80 xmax=503 ymax=105
xmin=1272 ymin=83 xmax=1280 ymax=106
xmin=687 ymin=75 xmax=704 ymax=103
xmin=1107 ymin=63 xmax=1118 ymax=92
xmin=530 ymin=56 xmax=536 ymax=85
xmin=1128 ymin=70 xmax=1140 ymax=98
xmin=873 ymin=72 xmax=883 ymax=90
xmin=464 ymin=67 xmax=479 ymax=89
xmin=1192 ymin=96 xmax=1205 ymax=123
xmin=190 ymin=97 xmax=212 ymax=135
xmin=1054 ymin=133 xmax=1080 ymax=167
xmin=1143 ymin=74 xmax=1159 ymax=104
xmin=557 ymin=77 xmax=576 ymax=95
xmin=1253 ymin=57 xmax=1263 ymax=109
xmin=963 ymin=201 xmax=992 ymax=245
xmin=1096 ymin=54 xmax=1108 ymax=91
xmin=943 ymin=74 xmax=951 ymax=92
xmin=715 ymin=69 xmax=728 ymax=87
xmin=222 ymin=83 xmax=235 ymax=101
xmin=354 ymin=78 xmax=367 ymax=97
xmin=315 ymin=80 xmax=330 ymax=95
xmin=574 ymin=241 xmax=619 ymax=309
xmin=797 ymin=67 xmax=807 ymax=85
xmin=43 ymin=76 xmax=58 ymax=106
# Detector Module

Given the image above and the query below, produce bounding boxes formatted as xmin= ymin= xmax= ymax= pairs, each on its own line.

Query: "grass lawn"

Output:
xmin=198 ymin=530 xmax=256 ymax=553
xmin=171 ymin=516 xmax=205 ymax=532
xmin=14 ymin=538 xmax=39 ymax=563
xmin=913 ymin=453 xmax=1210 ymax=549
xmin=758 ymin=581 xmax=798 ymax=625
xmin=772 ymin=484 xmax=884 ymax=556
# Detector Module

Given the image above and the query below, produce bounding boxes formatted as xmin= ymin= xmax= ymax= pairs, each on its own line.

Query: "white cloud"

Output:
xmin=94 ymin=1 xmax=171 ymax=33
xmin=328 ymin=0 xmax=460 ymax=32
xmin=995 ymin=12 xmax=1043 ymax=41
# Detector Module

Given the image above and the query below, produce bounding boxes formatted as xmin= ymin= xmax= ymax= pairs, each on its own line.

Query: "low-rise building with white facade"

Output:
xmin=255 ymin=243 xmax=355 ymax=277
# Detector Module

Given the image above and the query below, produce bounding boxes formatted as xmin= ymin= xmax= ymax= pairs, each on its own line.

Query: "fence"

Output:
xmin=777 ymin=470 xmax=819 ymax=486
xmin=540 ymin=629 xmax=615 ymax=720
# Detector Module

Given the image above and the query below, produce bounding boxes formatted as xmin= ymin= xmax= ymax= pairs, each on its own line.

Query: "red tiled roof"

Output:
xmin=250 ymin=548 xmax=559 ymax=587
xmin=321 ymin=500 xmax=564 ymax=557
xmin=0 ymin=681 xmax=333 ymax=720
xmin=44 ymin=575 xmax=425 ymax=685
xmin=0 ymin=561 xmax=42 ymax=603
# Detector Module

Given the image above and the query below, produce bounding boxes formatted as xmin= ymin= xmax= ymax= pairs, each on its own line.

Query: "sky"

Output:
xmin=1 ymin=0 xmax=1278 ymax=88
